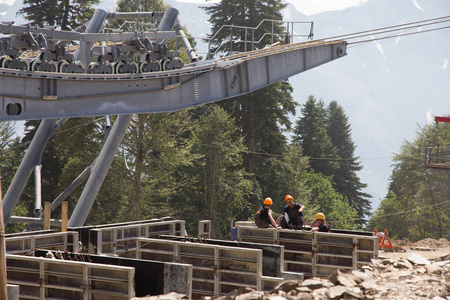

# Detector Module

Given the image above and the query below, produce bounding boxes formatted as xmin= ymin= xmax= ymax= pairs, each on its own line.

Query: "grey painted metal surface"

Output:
xmin=1 ymin=119 xmax=67 ymax=224
xmin=0 ymin=40 xmax=347 ymax=121
xmin=73 ymin=8 xmax=108 ymax=66
xmin=68 ymin=114 xmax=133 ymax=227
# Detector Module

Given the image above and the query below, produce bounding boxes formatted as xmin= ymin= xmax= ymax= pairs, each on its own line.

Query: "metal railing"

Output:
xmin=425 ymin=146 xmax=450 ymax=169
xmin=204 ymin=19 xmax=314 ymax=59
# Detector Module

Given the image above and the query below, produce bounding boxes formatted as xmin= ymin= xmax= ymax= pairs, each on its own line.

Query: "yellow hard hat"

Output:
xmin=264 ymin=198 xmax=273 ymax=205
xmin=285 ymin=195 xmax=294 ymax=203
xmin=315 ymin=213 xmax=325 ymax=220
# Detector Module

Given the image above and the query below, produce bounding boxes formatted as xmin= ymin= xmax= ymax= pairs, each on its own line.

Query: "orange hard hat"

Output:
xmin=264 ymin=198 xmax=273 ymax=205
xmin=285 ymin=195 xmax=294 ymax=203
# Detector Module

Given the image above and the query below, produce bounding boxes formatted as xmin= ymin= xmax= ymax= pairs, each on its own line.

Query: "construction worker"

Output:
xmin=255 ymin=198 xmax=281 ymax=229
xmin=279 ymin=195 xmax=304 ymax=229
xmin=310 ymin=213 xmax=331 ymax=232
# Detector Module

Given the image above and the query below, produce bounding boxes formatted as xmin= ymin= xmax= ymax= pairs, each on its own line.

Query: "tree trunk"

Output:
xmin=0 ymin=168 xmax=8 ymax=300
xmin=61 ymin=0 xmax=70 ymax=30
xmin=209 ymin=150 xmax=218 ymax=238
xmin=241 ymin=96 xmax=255 ymax=173
xmin=132 ymin=118 xmax=145 ymax=220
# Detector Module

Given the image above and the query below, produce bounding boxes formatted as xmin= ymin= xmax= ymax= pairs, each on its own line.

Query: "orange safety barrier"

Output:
xmin=374 ymin=228 xmax=393 ymax=249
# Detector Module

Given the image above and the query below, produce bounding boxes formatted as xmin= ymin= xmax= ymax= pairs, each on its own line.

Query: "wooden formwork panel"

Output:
xmin=198 ymin=220 xmax=211 ymax=239
xmin=90 ymin=220 xmax=186 ymax=255
xmin=5 ymin=232 xmax=79 ymax=255
xmin=131 ymin=237 xmax=268 ymax=298
xmin=237 ymin=227 xmax=378 ymax=278
xmin=6 ymin=254 xmax=135 ymax=299
xmin=158 ymin=235 xmax=285 ymax=279
xmin=237 ymin=227 xmax=277 ymax=244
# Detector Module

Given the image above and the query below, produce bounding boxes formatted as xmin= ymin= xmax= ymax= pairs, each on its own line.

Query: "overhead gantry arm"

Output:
xmin=0 ymin=40 xmax=347 ymax=121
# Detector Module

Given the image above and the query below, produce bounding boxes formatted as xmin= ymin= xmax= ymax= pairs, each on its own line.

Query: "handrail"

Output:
xmin=204 ymin=19 xmax=314 ymax=59
xmin=424 ymin=146 xmax=450 ymax=169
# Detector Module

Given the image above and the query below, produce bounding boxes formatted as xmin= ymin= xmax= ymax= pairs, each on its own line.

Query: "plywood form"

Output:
xmin=89 ymin=220 xmax=186 ymax=255
xmin=5 ymin=232 xmax=79 ymax=255
xmin=157 ymin=235 xmax=286 ymax=279
xmin=237 ymin=226 xmax=378 ymax=277
xmin=6 ymin=254 xmax=135 ymax=299
xmin=127 ymin=237 xmax=269 ymax=298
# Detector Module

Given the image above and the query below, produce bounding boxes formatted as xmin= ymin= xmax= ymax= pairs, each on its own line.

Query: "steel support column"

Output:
xmin=2 ymin=119 xmax=67 ymax=224
xmin=68 ymin=114 xmax=132 ymax=227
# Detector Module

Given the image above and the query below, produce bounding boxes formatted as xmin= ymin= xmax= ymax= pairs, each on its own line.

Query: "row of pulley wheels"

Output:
xmin=0 ymin=56 xmax=183 ymax=74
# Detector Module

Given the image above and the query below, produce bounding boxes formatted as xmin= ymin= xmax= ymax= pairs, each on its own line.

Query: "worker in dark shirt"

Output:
xmin=279 ymin=195 xmax=304 ymax=229
xmin=310 ymin=213 xmax=331 ymax=232
xmin=255 ymin=198 xmax=280 ymax=229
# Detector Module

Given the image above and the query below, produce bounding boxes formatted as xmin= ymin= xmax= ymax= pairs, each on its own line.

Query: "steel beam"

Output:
xmin=67 ymin=114 xmax=132 ymax=227
xmin=0 ymin=40 xmax=347 ymax=121
xmin=2 ymin=118 xmax=67 ymax=224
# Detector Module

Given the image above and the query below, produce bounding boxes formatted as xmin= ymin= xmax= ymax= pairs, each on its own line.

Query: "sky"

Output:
xmin=172 ymin=0 xmax=369 ymax=16
xmin=0 ymin=0 xmax=369 ymax=19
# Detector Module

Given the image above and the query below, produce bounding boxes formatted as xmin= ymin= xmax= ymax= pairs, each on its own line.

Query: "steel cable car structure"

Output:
xmin=0 ymin=7 xmax=347 ymax=227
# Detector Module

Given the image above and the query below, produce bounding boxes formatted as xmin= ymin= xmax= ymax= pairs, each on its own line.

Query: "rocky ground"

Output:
xmin=135 ymin=238 xmax=450 ymax=300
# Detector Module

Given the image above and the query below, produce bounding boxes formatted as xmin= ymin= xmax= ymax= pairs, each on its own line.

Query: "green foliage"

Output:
xmin=187 ymin=105 xmax=254 ymax=238
xmin=117 ymin=111 xmax=198 ymax=223
xmin=0 ymin=122 xmax=28 ymax=233
xmin=203 ymin=0 xmax=298 ymax=225
xmin=204 ymin=0 xmax=287 ymax=54
xmin=369 ymin=120 xmax=450 ymax=241
xmin=326 ymin=101 xmax=372 ymax=220
xmin=304 ymin=171 xmax=360 ymax=230
xmin=17 ymin=0 xmax=99 ymax=30
xmin=292 ymin=96 xmax=372 ymax=224
xmin=293 ymin=95 xmax=339 ymax=177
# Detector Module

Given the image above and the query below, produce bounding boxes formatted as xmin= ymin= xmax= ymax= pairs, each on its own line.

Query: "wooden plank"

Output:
xmin=44 ymin=202 xmax=51 ymax=230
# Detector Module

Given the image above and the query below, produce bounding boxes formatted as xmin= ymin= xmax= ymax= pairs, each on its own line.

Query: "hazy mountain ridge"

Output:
xmin=287 ymin=0 xmax=450 ymax=209
xmin=1 ymin=0 xmax=449 ymax=210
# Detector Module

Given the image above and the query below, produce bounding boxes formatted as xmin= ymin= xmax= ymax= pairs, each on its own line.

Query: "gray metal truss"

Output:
xmin=0 ymin=40 xmax=347 ymax=121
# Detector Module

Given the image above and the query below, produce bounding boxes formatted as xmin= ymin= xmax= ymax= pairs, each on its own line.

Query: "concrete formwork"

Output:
xmin=198 ymin=220 xmax=211 ymax=239
xmin=5 ymin=231 xmax=79 ymax=254
xmin=237 ymin=226 xmax=378 ymax=277
xmin=156 ymin=235 xmax=305 ymax=291
xmin=158 ymin=235 xmax=285 ymax=278
xmin=122 ymin=237 xmax=277 ymax=298
xmin=87 ymin=219 xmax=186 ymax=254
xmin=67 ymin=217 xmax=178 ymax=251
xmin=6 ymin=254 xmax=136 ymax=299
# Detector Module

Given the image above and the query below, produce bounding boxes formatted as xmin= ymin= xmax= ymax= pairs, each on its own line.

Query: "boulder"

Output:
xmin=407 ymin=253 xmax=431 ymax=266
xmin=330 ymin=269 xmax=362 ymax=287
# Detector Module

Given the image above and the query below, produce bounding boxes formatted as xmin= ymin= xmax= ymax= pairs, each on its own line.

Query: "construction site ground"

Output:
xmin=380 ymin=238 xmax=450 ymax=260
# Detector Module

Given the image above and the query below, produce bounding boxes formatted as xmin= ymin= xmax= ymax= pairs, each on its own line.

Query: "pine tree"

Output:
xmin=326 ymin=101 xmax=372 ymax=220
xmin=187 ymin=105 xmax=254 ymax=238
xmin=203 ymin=0 xmax=297 ymax=205
xmin=203 ymin=0 xmax=287 ymax=55
xmin=293 ymin=95 xmax=339 ymax=177
xmin=17 ymin=0 xmax=99 ymax=30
